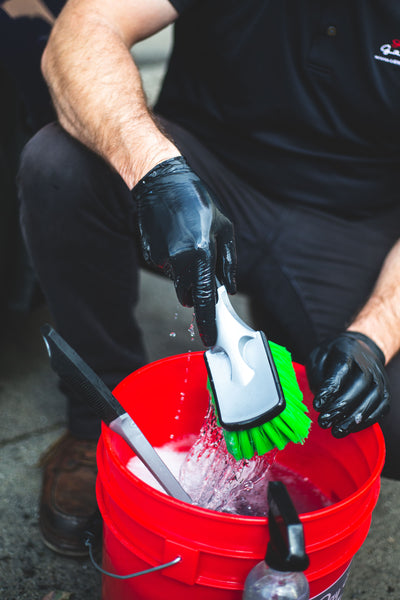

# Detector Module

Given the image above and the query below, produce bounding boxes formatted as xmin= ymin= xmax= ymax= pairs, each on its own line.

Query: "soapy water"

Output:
xmin=127 ymin=405 xmax=332 ymax=516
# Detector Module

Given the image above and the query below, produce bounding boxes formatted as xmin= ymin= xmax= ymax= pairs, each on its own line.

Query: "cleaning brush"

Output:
xmin=204 ymin=283 xmax=311 ymax=461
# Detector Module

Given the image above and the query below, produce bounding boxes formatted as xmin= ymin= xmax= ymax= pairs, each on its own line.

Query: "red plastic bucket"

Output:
xmin=97 ymin=352 xmax=385 ymax=600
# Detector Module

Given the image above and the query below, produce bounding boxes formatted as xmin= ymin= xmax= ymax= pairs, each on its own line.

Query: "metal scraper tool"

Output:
xmin=41 ymin=324 xmax=192 ymax=503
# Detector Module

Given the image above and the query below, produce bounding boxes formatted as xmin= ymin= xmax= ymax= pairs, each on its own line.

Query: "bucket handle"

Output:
xmin=85 ymin=537 xmax=181 ymax=580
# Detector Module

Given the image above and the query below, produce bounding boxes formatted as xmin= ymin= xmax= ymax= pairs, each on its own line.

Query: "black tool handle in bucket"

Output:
xmin=41 ymin=323 xmax=125 ymax=425
xmin=40 ymin=324 xmax=192 ymax=503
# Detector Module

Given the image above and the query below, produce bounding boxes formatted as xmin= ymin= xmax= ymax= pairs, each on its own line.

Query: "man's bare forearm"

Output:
xmin=42 ymin=0 xmax=180 ymax=188
xmin=347 ymin=238 xmax=400 ymax=363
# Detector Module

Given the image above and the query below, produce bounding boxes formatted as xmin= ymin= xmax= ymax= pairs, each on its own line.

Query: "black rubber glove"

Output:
xmin=132 ymin=156 xmax=237 ymax=347
xmin=306 ymin=331 xmax=390 ymax=437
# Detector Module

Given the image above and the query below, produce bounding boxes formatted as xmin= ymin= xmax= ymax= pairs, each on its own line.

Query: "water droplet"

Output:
xmin=187 ymin=313 xmax=196 ymax=340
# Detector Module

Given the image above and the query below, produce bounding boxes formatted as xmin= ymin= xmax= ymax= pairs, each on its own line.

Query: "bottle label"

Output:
xmin=310 ymin=563 xmax=352 ymax=600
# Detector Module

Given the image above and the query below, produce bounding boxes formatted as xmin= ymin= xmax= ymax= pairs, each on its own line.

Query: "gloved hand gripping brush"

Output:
xmin=132 ymin=156 xmax=310 ymax=460
xmin=132 ymin=155 xmax=236 ymax=348
xmin=204 ymin=282 xmax=311 ymax=461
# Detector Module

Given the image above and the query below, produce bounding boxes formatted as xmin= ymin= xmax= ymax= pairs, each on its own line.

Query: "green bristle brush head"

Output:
xmin=208 ymin=341 xmax=311 ymax=461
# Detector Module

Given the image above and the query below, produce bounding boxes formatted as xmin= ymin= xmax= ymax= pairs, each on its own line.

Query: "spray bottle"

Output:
xmin=243 ymin=480 xmax=310 ymax=600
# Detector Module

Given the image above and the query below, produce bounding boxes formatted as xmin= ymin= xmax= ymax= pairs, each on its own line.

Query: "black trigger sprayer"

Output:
xmin=243 ymin=480 xmax=310 ymax=600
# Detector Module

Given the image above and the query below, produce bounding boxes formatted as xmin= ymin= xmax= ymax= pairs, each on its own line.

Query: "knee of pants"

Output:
xmin=18 ymin=123 xmax=83 ymax=227
xmin=18 ymin=121 xmax=100 ymax=212
xmin=17 ymin=122 xmax=120 ymax=248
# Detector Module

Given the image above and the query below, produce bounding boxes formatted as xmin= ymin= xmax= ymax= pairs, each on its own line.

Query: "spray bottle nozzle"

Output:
xmin=266 ymin=481 xmax=310 ymax=572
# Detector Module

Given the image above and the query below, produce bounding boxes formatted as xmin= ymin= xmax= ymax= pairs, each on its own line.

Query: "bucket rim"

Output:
xmin=109 ymin=352 xmax=386 ymax=523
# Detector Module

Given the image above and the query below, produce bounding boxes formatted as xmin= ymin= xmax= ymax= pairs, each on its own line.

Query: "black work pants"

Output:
xmin=18 ymin=119 xmax=400 ymax=478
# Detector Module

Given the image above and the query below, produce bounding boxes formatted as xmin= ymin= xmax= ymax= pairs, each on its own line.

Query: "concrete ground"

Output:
xmin=1 ymin=26 xmax=399 ymax=600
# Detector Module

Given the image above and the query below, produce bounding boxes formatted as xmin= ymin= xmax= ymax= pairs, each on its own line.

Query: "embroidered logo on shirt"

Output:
xmin=374 ymin=39 xmax=400 ymax=66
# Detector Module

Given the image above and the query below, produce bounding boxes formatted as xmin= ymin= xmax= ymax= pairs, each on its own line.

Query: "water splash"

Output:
xmin=128 ymin=437 xmax=332 ymax=516
xmin=179 ymin=405 xmax=278 ymax=515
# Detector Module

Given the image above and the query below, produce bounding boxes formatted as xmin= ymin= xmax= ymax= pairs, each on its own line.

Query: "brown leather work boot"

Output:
xmin=39 ymin=432 xmax=99 ymax=556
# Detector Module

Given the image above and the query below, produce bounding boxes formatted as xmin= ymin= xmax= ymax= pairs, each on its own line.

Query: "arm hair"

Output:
xmin=42 ymin=0 xmax=180 ymax=188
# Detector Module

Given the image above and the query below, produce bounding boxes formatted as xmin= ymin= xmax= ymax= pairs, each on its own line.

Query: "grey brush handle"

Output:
xmin=40 ymin=324 xmax=192 ymax=503
xmin=205 ymin=283 xmax=284 ymax=429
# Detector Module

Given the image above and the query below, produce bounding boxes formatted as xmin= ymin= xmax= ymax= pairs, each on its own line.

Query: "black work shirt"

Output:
xmin=155 ymin=1 xmax=400 ymax=217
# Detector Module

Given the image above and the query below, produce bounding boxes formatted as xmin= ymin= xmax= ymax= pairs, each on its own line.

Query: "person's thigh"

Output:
xmin=249 ymin=205 xmax=400 ymax=357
